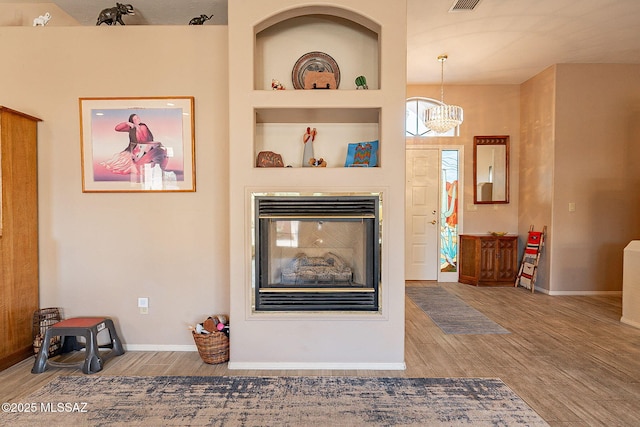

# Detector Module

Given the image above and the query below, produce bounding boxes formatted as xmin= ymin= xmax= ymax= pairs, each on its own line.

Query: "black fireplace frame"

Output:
xmin=254 ymin=194 xmax=381 ymax=312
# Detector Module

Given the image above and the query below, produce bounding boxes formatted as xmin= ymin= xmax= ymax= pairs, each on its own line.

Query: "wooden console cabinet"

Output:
xmin=459 ymin=234 xmax=518 ymax=286
xmin=0 ymin=107 xmax=41 ymax=370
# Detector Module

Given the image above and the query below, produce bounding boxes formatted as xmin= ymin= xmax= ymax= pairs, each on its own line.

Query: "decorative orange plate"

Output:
xmin=291 ymin=51 xmax=340 ymax=89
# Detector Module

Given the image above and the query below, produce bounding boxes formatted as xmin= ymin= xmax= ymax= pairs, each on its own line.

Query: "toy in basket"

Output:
xmin=191 ymin=315 xmax=229 ymax=364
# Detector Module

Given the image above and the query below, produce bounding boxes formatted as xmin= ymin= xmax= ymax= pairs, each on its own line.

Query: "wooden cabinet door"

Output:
xmin=458 ymin=235 xmax=479 ymax=284
xmin=497 ymin=238 xmax=517 ymax=281
xmin=479 ymin=238 xmax=497 ymax=281
xmin=458 ymin=234 xmax=518 ymax=286
xmin=0 ymin=107 xmax=40 ymax=370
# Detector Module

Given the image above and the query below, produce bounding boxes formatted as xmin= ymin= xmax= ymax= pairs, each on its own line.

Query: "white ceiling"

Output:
xmin=4 ymin=0 xmax=640 ymax=85
xmin=408 ymin=0 xmax=640 ymax=84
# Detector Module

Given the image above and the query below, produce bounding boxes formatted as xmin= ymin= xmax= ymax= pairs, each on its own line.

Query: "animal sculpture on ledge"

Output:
xmin=189 ymin=14 xmax=213 ymax=25
xmin=96 ymin=3 xmax=135 ymax=26
xmin=33 ymin=13 xmax=51 ymax=26
xmin=271 ymin=79 xmax=285 ymax=90
xmin=308 ymin=157 xmax=327 ymax=167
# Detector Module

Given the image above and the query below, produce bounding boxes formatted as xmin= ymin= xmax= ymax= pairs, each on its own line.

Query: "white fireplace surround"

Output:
xmin=228 ymin=0 xmax=407 ymax=369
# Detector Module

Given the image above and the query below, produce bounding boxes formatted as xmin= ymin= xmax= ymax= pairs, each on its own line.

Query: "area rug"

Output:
xmin=406 ymin=286 xmax=510 ymax=335
xmin=2 ymin=375 xmax=547 ymax=426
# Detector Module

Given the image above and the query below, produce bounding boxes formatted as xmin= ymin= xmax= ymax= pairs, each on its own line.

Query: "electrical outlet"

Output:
xmin=138 ymin=297 xmax=149 ymax=314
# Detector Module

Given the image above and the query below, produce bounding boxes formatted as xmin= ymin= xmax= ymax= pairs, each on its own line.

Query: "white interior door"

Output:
xmin=405 ymin=149 xmax=440 ymax=280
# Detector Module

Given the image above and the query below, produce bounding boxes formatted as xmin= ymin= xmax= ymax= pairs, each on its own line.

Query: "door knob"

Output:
xmin=430 ymin=220 xmax=437 ymax=225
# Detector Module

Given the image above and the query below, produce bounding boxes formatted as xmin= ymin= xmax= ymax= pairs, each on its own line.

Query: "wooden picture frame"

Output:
xmin=80 ymin=96 xmax=195 ymax=192
xmin=473 ymin=135 xmax=509 ymax=204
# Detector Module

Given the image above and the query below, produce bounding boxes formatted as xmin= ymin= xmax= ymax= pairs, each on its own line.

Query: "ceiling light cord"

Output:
xmin=439 ymin=55 xmax=447 ymax=103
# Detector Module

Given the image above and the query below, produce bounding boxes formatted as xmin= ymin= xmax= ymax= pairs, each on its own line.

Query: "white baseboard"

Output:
xmin=546 ymin=290 xmax=622 ymax=296
xmin=227 ymin=362 xmax=406 ymax=371
xmin=620 ymin=317 xmax=640 ymax=329
xmin=119 ymin=346 xmax=407 ymax=371
xmin=123 ymin=344 xmax=197 ymax=352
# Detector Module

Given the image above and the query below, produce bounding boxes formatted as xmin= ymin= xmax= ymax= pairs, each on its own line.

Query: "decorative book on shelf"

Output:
xmin=345 ymin=141 xmax=378 ymax=167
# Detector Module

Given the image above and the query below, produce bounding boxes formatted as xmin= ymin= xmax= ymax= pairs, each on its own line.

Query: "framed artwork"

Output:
xmin=80 ymin=96 xmax=195 ymax=192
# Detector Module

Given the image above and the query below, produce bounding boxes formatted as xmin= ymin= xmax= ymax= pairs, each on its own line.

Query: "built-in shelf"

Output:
xmin=255 ymin=109 xmax=380 ymax=168
xmin=251 ymin=89 xmax=383 ymax=107
xmin=255 ymin=13 xmax=380 ymax=91
xmin=255 ymin=107 xmax=380 ymax=124
xmin=253 ymin=9 xmax=382 ymax=169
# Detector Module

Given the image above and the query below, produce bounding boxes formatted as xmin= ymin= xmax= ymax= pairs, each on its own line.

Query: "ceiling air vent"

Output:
xmin=449 ymin=0 xmax=483 ymax=12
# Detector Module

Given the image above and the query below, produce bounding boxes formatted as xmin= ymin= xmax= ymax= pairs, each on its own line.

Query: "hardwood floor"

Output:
xmin=2 ymin=281 xmax=639 ymax=426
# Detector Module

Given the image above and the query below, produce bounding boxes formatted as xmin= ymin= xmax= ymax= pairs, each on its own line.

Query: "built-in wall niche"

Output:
xmin=255 ymin=107 xmax=380 ymax=168
xmin=255 ymin=13 xmax=380 ymax=91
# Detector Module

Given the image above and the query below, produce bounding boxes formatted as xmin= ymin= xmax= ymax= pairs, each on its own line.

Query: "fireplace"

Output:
xmin=253 ymin=194 xmax=381 ymax=312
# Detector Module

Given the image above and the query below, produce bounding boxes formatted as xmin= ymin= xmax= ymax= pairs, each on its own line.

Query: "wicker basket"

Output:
xmin=32 ymin=307 xmax=63 ymax=357
xmin=192 ymin=330 xmax=229 ymax=364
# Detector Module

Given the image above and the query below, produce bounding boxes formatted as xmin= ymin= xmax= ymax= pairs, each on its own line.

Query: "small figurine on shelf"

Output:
xmin=302 ymin=127 xmax=317 ymax=167
xmin=355 ymin=75 xmax=369 ymax=90
xmin=188 ymin=14 xmax=213 ymax=25
xmin=256 ymin=151 xmax=284 ymax=167
xmin=308 ymin=157 xmax=327 ymax=167
xmin=96 ymin=3 xmax=135 ymax=26
xmin=271 ymin=79 xmax=285 ymax=90
xmin=33 ymin=12 xmax=51 ymax=26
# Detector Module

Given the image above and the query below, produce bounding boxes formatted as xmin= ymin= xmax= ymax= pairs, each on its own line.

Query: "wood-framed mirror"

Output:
xmin=473 ymin=135 xmax=509 ymax=204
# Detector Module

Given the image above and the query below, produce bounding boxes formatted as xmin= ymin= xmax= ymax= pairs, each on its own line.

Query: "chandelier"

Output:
xmin=424 ymin=55 xmax=464 ymax=133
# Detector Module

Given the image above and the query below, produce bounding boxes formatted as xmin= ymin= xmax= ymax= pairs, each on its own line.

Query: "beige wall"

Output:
xmin=519 ymin=66 xmax=555 ymax=293
xmin=553 ymin=64 xmax=640 ymax=293
xmin=0 ymin=26 xmax=230 ymax=348
xmin=521 ymin=64 xmax=640 ymax=294
xmin=406 ymin=84 xmax=521 ymax=234
xmin=414 ymin=65 xmax=640 ymax=294
xmin=1 ymin=8 xmax=638 ymax=361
